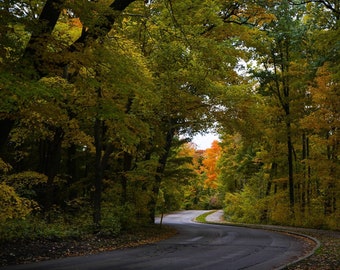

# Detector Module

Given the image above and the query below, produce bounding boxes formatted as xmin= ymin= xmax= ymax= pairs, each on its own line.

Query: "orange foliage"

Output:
xmin=70 ymin=18 xmax=83 ymax=28
xmin=202 ymin=140 xmax=221 ymax=189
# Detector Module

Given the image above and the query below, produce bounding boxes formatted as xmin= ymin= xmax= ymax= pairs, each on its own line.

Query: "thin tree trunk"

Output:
xmin=286 ymin=110 xmax=295 ymax=214
xmin=93 ymin=115 xmax=114 ymax=230
xmin=261 ymin=162 xmax=277 ymax=222
xmin=301 ymin=133 xmax=306 ymax=213
xmin=93 ymin=118 xmax=103 ymax=230
xmin=281 ymin=38 xmax=294 ymax=215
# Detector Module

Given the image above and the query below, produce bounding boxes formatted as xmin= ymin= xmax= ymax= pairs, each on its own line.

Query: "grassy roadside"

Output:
xmin=196 ymin=211 xmax=340 ymax=270
xmin=195 ymin=210 xmax=216 ymax=223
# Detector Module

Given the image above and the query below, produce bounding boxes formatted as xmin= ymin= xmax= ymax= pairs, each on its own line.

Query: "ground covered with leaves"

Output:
xmin=283 ymin=227 xmax=340 ymax=270
xmin=0 ymin=225 xmax=177 ymax=267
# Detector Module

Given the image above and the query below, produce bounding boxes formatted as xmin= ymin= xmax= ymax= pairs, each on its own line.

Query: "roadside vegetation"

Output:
xmin=195 ymin=211 xmax=216 ymax=223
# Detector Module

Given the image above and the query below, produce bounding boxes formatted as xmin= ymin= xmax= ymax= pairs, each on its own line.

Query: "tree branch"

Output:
xmin=288 ymin=0 xmax=340 ymax=16
xmin=70 ymin=0 xmax=136 ymax=52
xmin=23 ymin=0 xmax=65 ymax=75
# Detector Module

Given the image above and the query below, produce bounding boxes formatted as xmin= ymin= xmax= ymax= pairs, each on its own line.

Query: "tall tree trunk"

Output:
xmin=280 ymin=37 xmax=294 ymax=215
xmin=306 ymin=136 xmax=311 ymax=212
xmin=301 ymin=133 xmax=307 ymax=213
xmin=324 ymin=131 xmax=338 ymax=215
xmin=38 ymin=127 xmax=64 ymax=214
xmin=93 ymin=114 xmax=114 ymax=230
xmin=286 ymin=119 xmax=295 ymax=213
xmin=121 ymin=152 xmax=133 ymax=205
xmin=148 ymin=128 xmax=175 ymax=224
xmin=93 ymin=143 xmax=114 ymax=230
xmin=93 ymin=117 xmax=103 ymax=230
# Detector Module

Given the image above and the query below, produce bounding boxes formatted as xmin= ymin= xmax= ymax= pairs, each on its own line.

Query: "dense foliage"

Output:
xmin=215 ymin=0 xmax=339 ymax=229
xmin=0 ymin=0 xmax=338 ymax=242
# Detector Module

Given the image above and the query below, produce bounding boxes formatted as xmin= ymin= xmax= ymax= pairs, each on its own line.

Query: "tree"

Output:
xmin=157 ymin=141 xmax=198 ymax=217
xmin=300 ymin=63 xmax=339 ymax=217
xmin=250 ymin=0 xmax=310 ymax=214
xmin=216 ymin=0 xmax=339 ymax=228
xmin=201 ymin=140 xmax=221 ymax=189
xmin=130 ymin=0 xmax=243 ymax=222
xmin=0 ymin=0 xmax=139 ymax=153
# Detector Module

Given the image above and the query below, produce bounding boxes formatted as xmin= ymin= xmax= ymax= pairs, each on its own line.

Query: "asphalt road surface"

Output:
xmin=2 ymin=210 xmax=307 ymax=270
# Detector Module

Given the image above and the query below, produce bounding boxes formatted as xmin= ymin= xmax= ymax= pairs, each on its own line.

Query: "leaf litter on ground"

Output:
xmin=0 ymin=225 xmax=177 ymax=267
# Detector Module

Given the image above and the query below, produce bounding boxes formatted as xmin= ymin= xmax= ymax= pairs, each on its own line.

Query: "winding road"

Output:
xmin=2 ymin=210 xmax=308 ymax=270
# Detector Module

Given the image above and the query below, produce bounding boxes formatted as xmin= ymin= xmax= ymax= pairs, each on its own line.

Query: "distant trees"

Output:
xmin=201 ymin=140 xmax=221 ymax=189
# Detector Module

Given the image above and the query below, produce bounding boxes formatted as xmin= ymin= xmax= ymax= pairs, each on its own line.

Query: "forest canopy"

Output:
xmin=0 ymin=0 xmax=339 ymax=239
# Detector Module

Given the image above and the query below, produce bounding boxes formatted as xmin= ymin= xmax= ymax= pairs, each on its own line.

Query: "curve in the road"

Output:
xmin=1 ymin=210 xmax=313 ymax=270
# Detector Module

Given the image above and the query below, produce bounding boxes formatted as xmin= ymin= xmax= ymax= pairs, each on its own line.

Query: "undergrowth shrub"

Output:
xmin=224 ymin=186 xmax=266 ymax=224
xmin=100 ymin=209 xmax=122 ymax=237
xmin=0 ymin=211 xmax=94 ymax=243
xmin=266 ymin=191 xmax=291 ymax=225
xmin=223 ymin=187 xmax=339 ymax=230
xmin=0 ymin=182 xmax=38 ymax=222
